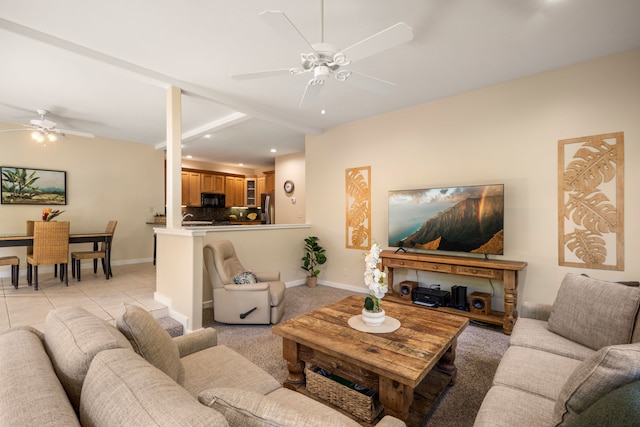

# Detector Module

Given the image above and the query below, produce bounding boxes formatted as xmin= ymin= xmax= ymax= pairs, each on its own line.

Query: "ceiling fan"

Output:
xmin=231 ymin=1 xmax=413 ymax=109
xmin=0 ymin=109 xmax=95 ymax=142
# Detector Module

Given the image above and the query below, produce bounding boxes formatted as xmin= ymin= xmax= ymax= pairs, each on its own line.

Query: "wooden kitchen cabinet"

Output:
xmin=245 ymin=178 xmax=257 ymax=207
xmin=225 ymin=176 xmax=245 ymax=207
xmin=181 ymin=171 xmax=202 ymax=207
xmin=257 ymin=176 xmax=265 ymax=206
xmin=202 ymin=173 xmax=225 ymax=193
xmin=212 ymin=174 xmax=225 ymax=193
xmin=264 ymin=171 xmax=275 ymax=193
xmin=201 ymin=173 xmax=214 ymax=193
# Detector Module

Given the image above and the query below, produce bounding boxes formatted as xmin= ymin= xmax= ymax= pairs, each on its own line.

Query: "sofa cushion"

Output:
xmin=181 ymin=344 xmax=281 ymax=396
xmin=492 ymin=346 xmax=581 ymax=401
xmin=80 ymin=349 xmax=228 ymax=427
xmin=552 ymin=343 xmax=640 ymax=426
xmin=547 ymin=273 xmax=640 ymax=350
xmin=234 ymin=270 xmax=259 ymax=284
xmin=199 ymin=387 xmax=361 ymax=426
xmin=474 ymin=384 xmax=556 ymax=427
xmin=116 ymin=304 xmax=183 ymax=383
xmin=0 ymin=327 xmax=80 ymax=427
xmin=509 ymin=318 xmax=595 ymax=361
xmin=44 ymin=306 xmax=133 ymax=410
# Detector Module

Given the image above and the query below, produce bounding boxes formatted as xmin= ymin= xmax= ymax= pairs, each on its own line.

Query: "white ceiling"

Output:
xmin=1 ymin=0 xmax=639 ymax=169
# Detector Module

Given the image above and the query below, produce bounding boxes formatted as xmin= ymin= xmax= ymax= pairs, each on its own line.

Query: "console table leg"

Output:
xmin=503 ymin=271 xmax=518 ymax=335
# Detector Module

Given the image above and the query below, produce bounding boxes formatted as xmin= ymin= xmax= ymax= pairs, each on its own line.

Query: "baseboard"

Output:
xmin=0 ymin=258 xmax=155 ymax=279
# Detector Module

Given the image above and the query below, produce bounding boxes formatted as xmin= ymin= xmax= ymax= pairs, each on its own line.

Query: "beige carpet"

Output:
xmin=204 ymin=285 xmax=509 ymax=427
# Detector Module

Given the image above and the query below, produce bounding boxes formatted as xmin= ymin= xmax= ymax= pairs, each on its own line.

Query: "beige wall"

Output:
xmin=275 ymin=152 xmax=306 ymax=224
xmin=306 ymin=49 xmax=640 ymax=307
xmin=0 ymin=125 xmax=165 ymax=268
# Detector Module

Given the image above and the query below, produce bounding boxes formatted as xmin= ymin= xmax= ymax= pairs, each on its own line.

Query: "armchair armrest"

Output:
xmin=223 ymin=283 xmax=270 ymax=292
xmin=173 ymin=328 xmax=217 ymax=358
xmin=255 ymin=271 xmax=280 ymax=282
xmin=520 ymin=302 xmax=552 ymax=321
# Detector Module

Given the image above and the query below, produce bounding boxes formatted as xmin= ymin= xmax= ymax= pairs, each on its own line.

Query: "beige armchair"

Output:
xmin=203 ymin=240 xmax=285 ymax=324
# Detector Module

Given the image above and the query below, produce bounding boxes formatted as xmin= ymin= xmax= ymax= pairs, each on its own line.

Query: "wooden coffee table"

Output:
xmin=272 ymin=295 xmax=468 ymax=424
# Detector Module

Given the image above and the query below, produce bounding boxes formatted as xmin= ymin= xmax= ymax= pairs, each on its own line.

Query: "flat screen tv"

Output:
xmin=388 ymin=184 xmax=504 ymax=255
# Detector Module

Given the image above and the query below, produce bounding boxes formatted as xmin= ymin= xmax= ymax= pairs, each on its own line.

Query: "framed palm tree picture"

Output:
xmin=1 ymin=166 xmax=67 ymax=205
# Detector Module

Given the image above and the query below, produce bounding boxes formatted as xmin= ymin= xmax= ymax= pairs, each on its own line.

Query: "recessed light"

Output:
xmin=320 ymin=109 xmax=326 ymax=115
xmin=270 ymin=148 xmax=277 ymax=153
xmin=204 ymin=134 xmax=212 ymax=138
xmin=238 ymin=163 xmax=244 ymax=166
xmin=186 ymin=155 xmax=193 ymax=159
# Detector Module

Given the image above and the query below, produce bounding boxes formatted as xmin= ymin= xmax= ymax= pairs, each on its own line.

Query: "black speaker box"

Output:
xmin=398 ymin=281 xmax=418 ymax=299
xmin=469 ymin=292 xmax=492 ymax=316
xmin=450 ymin=285 xmax=468 ymax=309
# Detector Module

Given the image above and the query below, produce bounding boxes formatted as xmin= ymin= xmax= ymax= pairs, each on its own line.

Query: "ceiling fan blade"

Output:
xmin=0 ymin=128 xmax=31 ymax=133
xmin=55 ymin=129 xmax=95 ymax=138
xmin=230 ymin=68 xmax=298 ymax=80
xmin=260 ymin=10 xmax=315 ymax=54
xmin=299 ymin=79 xmax=324 ymax=109
xmin=30 ymin=118 xmax=57 ymax=129
xmin=340 ymin=22 xmax=413 ymax=63
xmin=346 ymin=71 xmax=396 ymax=94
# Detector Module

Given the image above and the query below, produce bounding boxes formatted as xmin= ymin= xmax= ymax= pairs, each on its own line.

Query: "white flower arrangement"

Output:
xmin=363 ymin=241 xmax=388 ymax=312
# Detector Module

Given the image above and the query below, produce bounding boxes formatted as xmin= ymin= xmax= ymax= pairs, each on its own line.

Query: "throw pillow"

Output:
xmin=547 ymin=273 xmax=640 ymax=350
xmin=564 ymin=381 xmax=640 ymax=427
xmin=552 ymin=343 xmax=640 ymax=426
xmin=198 ymin=387 xmax=360 ymax=427
xmin=116 ymin=304 xmax=183 ymax=383
xmin=234 ymin=270 xmax=259 ymax=284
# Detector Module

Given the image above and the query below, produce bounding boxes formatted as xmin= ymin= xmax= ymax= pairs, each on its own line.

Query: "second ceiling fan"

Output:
xmin=231 ymin=1 xmax=413 ymax=109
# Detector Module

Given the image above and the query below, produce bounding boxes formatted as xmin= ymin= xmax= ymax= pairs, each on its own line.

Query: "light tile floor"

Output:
xmin=0 ymin=262 xmax=164 ymax=333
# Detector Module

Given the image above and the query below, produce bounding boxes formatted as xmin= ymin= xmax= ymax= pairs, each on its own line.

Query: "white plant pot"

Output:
xmin=361 ymin=308 xmax=386 ymax=327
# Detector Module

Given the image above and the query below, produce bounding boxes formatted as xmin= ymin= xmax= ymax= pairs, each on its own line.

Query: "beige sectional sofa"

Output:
xmin=474 ymin=273 xmax=640 ymax=426
xmin=0 ymin=305 xmax=405 ymax=427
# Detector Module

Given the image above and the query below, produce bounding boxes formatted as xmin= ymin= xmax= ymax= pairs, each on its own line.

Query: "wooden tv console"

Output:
xmin=380 ymin=250 xmax=527 ymax=334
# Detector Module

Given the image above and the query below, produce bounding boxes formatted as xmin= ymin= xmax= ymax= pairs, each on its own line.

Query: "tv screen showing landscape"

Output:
xmin=388 ymin=184 xmax=504 ymax=255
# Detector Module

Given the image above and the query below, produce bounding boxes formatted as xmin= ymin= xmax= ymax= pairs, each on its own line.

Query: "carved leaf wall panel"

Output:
xmin=346 ymin=166 xmax=371 ymax=250
xmin=558 ymin=132 xmax=624 ymax=270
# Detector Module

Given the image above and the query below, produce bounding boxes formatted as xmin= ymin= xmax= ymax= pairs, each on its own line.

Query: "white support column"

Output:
xmin=166 ymin=85 xmax=182 ymax=229
xmin=155 ymin=85 xmax=204 ymax=332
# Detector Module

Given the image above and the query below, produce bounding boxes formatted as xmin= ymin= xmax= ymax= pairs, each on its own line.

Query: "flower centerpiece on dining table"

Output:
xmin=362 ymin=241 xmax=388 ymax=326
xmin=42 ymin=208 xmax=65 ymax=221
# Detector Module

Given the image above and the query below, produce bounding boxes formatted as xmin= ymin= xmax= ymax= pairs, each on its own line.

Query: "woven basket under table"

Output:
xmin=305 ymin=365 xmax=384 ymax=423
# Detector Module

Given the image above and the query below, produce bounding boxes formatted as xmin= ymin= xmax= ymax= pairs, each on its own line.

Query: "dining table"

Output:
xmin=0 ymin=232 xmax=114 ymax=280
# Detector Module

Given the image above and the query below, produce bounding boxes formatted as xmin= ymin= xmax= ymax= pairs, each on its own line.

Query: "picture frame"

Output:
xmin=1 ymin=166 xmax=67 ymax=205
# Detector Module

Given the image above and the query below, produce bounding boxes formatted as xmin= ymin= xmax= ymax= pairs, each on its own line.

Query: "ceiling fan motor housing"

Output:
xmin=313 ymin=65 xmax=330 ymax=80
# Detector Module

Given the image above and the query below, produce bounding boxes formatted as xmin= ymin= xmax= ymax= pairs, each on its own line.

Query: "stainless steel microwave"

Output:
xmin=201 ymin=193 xmax=225 ymax=207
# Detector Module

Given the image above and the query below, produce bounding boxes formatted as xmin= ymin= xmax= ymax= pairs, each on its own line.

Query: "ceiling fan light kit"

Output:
xmin=231 ymin=1 xmax=413 ymax=110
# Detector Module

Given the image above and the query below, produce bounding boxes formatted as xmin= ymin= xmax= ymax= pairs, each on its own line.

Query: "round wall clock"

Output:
xmin=284 ymin=180 xmax=295 ymax=193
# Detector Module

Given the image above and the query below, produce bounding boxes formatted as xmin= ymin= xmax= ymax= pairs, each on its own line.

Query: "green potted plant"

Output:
xmin=301 ymin=236 xmax=327 ymax=288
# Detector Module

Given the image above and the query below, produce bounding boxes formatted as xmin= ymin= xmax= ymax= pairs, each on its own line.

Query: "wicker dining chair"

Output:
xmin=71 ymin=220 xmax=117 ymax=281
xmin=27 ymin=221 xmax=70 ymax=290
xmin=0 ymin=256 xmax=20 ymax=288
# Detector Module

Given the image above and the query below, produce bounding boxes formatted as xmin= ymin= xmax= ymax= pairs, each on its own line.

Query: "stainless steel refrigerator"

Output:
xmin=260 ymin=192 xmax=274 ymax=224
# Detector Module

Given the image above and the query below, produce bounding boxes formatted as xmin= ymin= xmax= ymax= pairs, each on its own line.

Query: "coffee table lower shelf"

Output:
xmin=286 ymin=367 xmax=454 ymax=427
